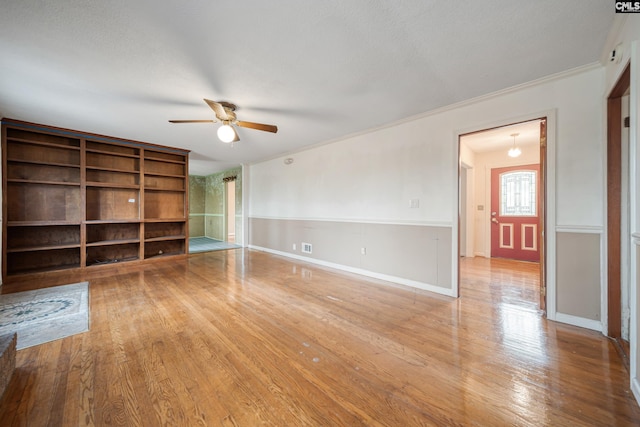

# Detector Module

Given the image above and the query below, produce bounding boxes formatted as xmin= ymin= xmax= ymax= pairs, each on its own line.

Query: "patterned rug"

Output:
xmin=0 ymin=282 xmax=89 ymax=350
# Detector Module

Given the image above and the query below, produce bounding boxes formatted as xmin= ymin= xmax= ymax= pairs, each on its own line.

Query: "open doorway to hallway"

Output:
xmin=459 ymin=118 xmax=546 ymax=312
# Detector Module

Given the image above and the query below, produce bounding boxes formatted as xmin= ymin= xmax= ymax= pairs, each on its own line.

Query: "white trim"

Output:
xmin=629 ymin=40 xmax=639 ymax=406
xmin=554 ymin=312 xmax=602 ymax=332
xmin=633 ymin=377 xmax=640 ymax=406
xmin=249 ymin=245 xmax=457 ymax=298
xmin=555 ymin=225 xmax=604 ymax=234
xmin=452 ymin=136 xmax=460 ymax=298
xmin=248 ymin=215 xmax=452 ymax=228
xmin=521 ymin=224 xmax=537 ymax=251
xmin=241 ymin=164 xmax=250 ymax=248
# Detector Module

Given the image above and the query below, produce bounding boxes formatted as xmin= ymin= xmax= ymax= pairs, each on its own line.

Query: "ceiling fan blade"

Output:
xmin=204 ymin=98 xmax=229 ymax=121
xmin=237 ymin=121 xmax=278 ymax=133
xmin=169 ymin=120 xmax=216 ymax=123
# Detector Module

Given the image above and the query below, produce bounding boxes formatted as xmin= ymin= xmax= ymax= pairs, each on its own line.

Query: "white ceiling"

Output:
xmin=461 ymin=119 xmax=542 ymax=153
xmin=0 ymin=1 xmax=614 ymax=175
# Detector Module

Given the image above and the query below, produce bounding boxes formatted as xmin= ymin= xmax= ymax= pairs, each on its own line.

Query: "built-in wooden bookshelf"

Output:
xmin=2 ymin=119 xmax=190 ymax=280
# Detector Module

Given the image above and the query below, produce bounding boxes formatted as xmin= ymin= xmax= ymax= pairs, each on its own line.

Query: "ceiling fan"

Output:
xmin=169 ymin=99 xmax=278 ymax=143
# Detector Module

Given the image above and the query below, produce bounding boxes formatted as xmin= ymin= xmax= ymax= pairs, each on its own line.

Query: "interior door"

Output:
xmin=490 ymin=164 xmax=540 ymax=262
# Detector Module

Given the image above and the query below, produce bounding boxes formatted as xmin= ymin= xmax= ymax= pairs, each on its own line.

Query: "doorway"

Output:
xmin=458 ymin=118 xmax=547 ymax=312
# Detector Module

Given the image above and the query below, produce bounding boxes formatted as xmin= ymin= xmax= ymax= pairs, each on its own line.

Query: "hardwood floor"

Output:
xmin=1 ymin=251 xmax=639 ymax=426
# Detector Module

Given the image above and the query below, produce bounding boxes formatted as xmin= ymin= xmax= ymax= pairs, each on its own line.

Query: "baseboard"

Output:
xmin=249 ymin=245 xmax=457 ymax=297
xmin=554 ymin=312 xmax=602 ymax=332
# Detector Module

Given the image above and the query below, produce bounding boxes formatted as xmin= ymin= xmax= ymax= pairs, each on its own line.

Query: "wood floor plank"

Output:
xmin=0 ymin=251 xmax=639 ymax=426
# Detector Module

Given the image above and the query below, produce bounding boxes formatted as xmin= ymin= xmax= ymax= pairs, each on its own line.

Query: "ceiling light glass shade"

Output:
xmin=217 ymin=124 xmax=235 ymax=143
xmin=508 ymin=147 xmax=522 ymax=158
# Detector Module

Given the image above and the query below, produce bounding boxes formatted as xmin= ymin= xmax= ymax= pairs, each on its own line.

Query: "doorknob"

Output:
xmin=492 ymin=218 xmax=499 ymax=224
xmin=491 ymin=212 xmax=497 ymax=216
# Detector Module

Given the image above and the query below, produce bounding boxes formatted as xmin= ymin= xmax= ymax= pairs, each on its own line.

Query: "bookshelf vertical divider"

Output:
xmin=80 ymin=138 xmax=87 ymax=268
xmin=2 ymin=119 xmax=189 ymax=281
xmin=140 ymin=148 xmax=146 ymax=262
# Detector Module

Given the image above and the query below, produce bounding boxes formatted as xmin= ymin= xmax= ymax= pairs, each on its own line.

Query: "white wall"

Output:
xmin=250 ymin=65 xmax=604 ymax=309
xmin=251 ymin=68 xmax=603 ymax=228
xmin=250 ymin=119 xmax=452 ymax=225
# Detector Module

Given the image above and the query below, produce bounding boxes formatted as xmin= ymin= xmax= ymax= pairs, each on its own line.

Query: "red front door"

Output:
xmin=490 ymin=165 xmax=540 ymax=262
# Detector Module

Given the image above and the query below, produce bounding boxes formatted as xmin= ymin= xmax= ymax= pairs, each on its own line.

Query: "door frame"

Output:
xmin=454 ymin=110 xmax=556 ymax=318
xmin=606 ymin=63 xmax=630 ymax=348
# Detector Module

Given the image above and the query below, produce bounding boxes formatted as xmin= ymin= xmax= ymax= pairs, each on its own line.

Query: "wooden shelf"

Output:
xmin=6 ymin=137 xmax=81 ymax=150
xmin=7 ymin=158 xmax=81 ymax=168
xmin=86 ymin=166 xmax=141 ymax=174
xmin=8 ymin=262 xmax=81 ymax=276
xmin=85 ymin=148 xmax=140 ymax=159
xmin=86 ymin=256 xmax=139 ymax=267
xmin=8 ymin=179 xmax=81 ymax=186
xmin=8 ymin=141 xmax=80 ymax=166
xmin=144 ymin=239 xmax=185 ymax=259
xmin=144 ymin=171 xmax=187 ymax=178
xmin=144 ymin=156 xmax=185 ymax=164
xmin=2 ymin=119 xmax=190 ymax=279
xmin=8 ymin=220 xmax=81 ymax=226
xmin=7 ymin=243 xmax=81 ymax=253
xmin=85 ymin=219 xmax=141 ymax=224
xmin=144 ymin=160 xmax=185 ymax=177
xmin=144 ymin=151 xmax=185 ymax=162
xmin=144 ymin=188 xmax=186 ymax=193
xmin=144 ymin=218 xmax=187 ymax=223
xmin=86 ymin=181 xmax=140 ymax=189
xmin=86 ymin=140 xmax=139 ymax=157
xmin=86 ymin=239 xmax=140 ymax=247
xmin=7 ymin=224 xmax=80 ymax=253
xmin=7 ymin=247 xmax=81 ymax=276
xmin=145 ymin=235 xmax=186 ymax=243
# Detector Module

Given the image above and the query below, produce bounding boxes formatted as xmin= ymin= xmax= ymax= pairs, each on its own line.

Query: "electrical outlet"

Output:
xmin=302 ymin=243 xmax=312 ymax=254
xmin=292 ymin=243 xmax=296 ymax=251
xmin=409 ymin=198 xmax=420 ymax=208
xmin=361 ymin=247 xmax=366 ymax=255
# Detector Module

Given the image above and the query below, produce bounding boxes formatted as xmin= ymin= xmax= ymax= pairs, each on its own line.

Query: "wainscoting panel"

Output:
xmin=556 ymin=231 xmax=601 ymax=322
xmin=249 ymin=217 xmax=452 ymax=290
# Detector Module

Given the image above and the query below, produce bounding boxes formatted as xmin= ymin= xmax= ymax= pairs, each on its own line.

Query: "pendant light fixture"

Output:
xmin=508 ymin=133 xmax=521 ymax=158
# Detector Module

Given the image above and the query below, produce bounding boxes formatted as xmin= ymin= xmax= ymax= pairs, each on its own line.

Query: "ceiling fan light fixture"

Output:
xmin=507 ymin=133 xmax=521 ymax=158
xmin=217 ymin=123 xmax=235 ymax=143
